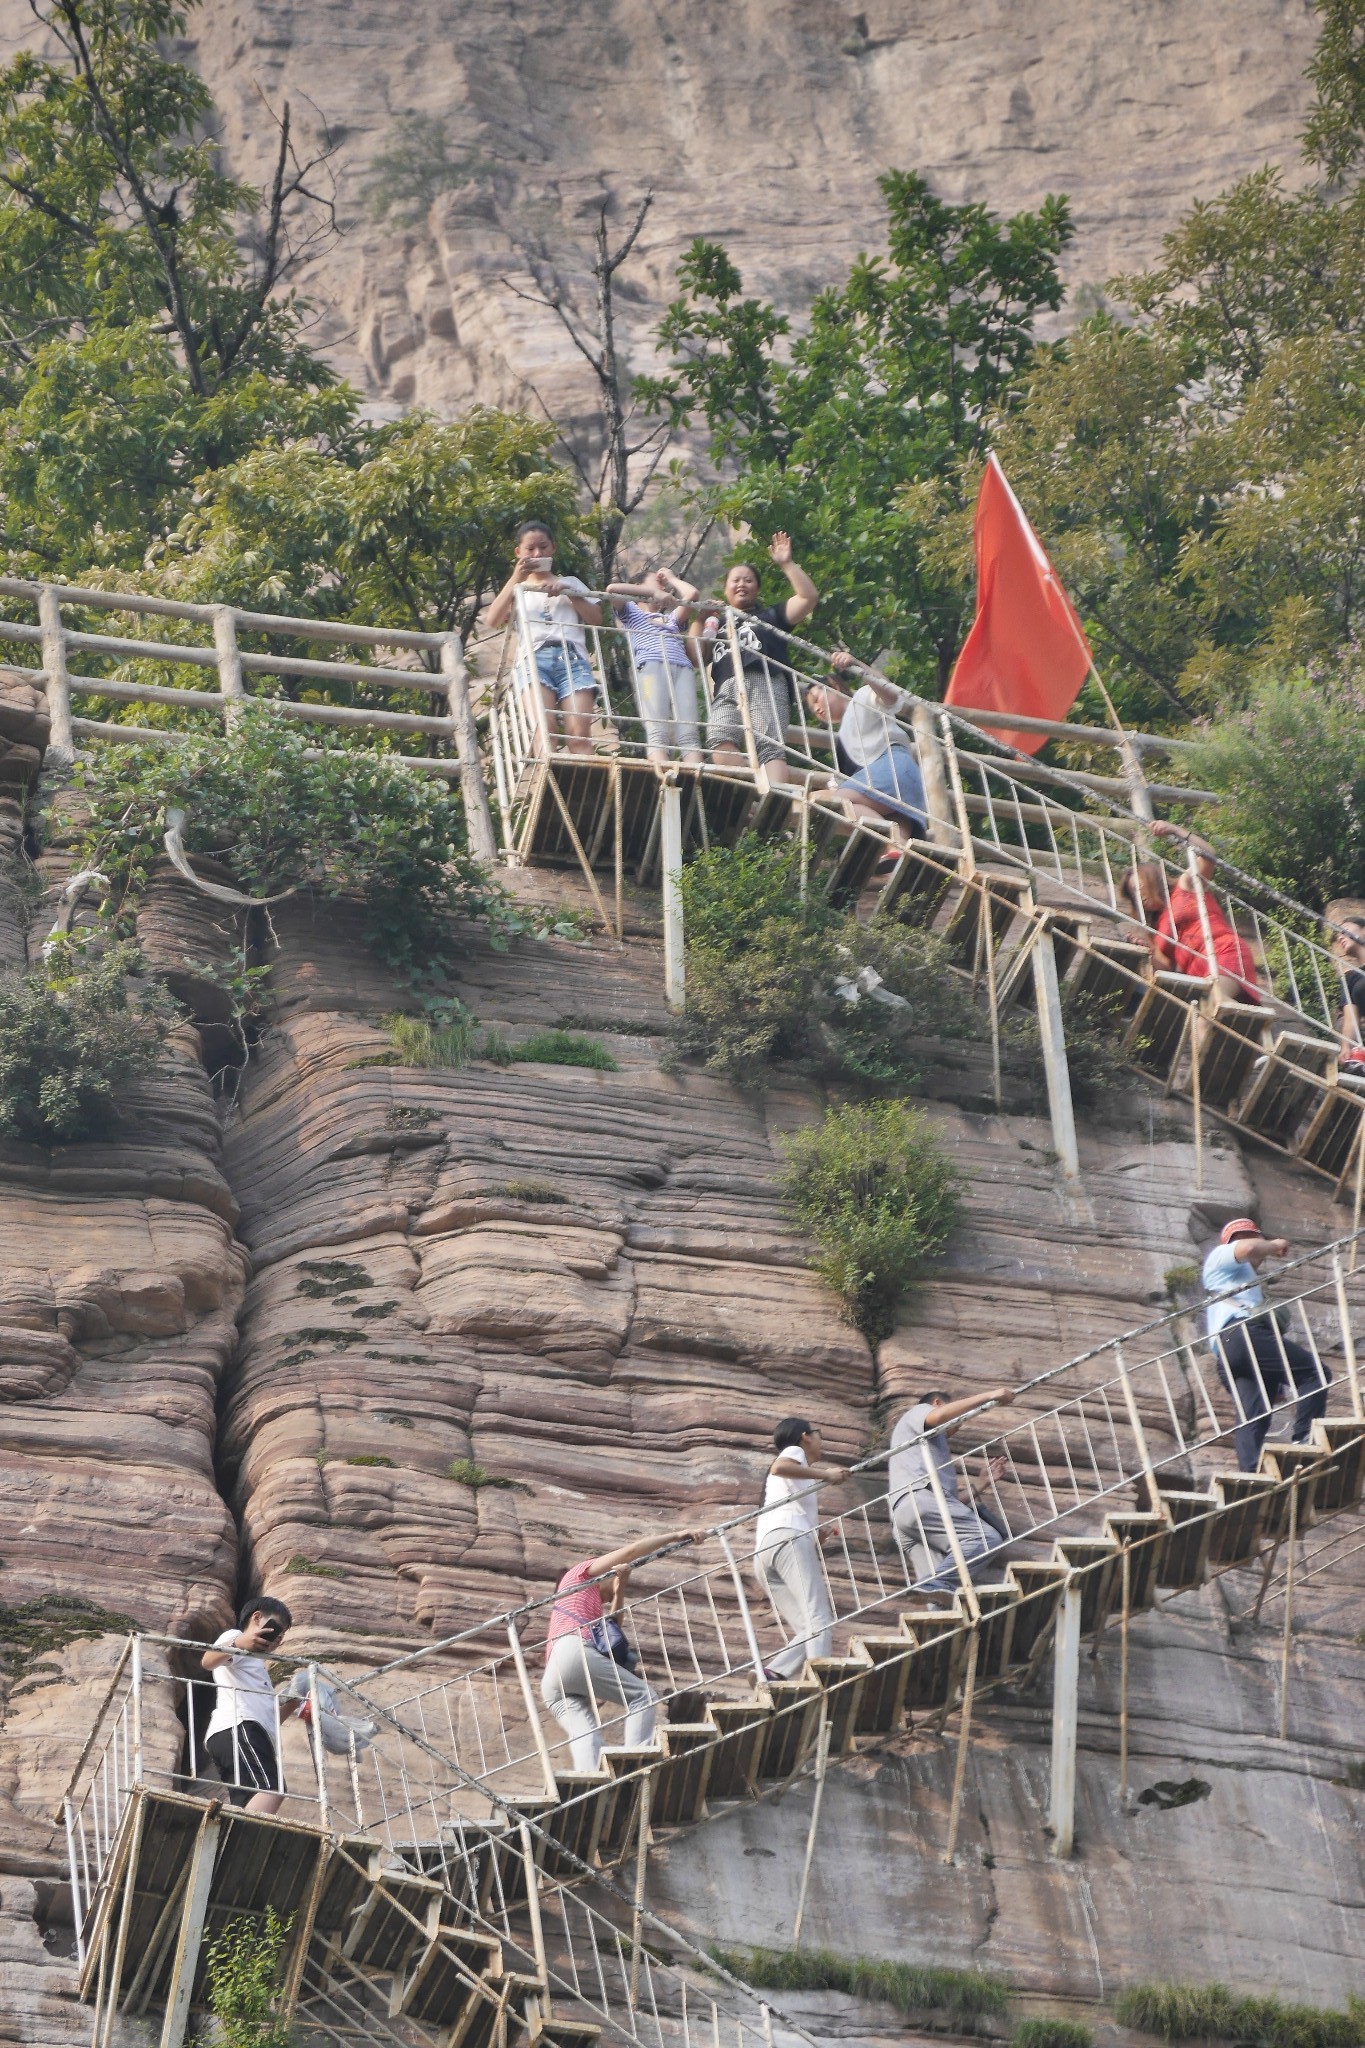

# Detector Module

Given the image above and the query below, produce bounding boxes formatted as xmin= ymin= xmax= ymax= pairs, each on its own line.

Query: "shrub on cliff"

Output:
xmin=710 ymin=1946 xmax=1006 ymax=2029
xmin=0 ymin=940 xmax=178 ymax=1145
xmin=675 ymin=836 xmax=977 ymax=1084
xmin=779 ymin=1099 xmax=962 ymax=1340
xmin=205 ymin=1909 xmax=294 ymax=2048
xmin=1115 ymin=1984 xmax=1365 ymax=2048
xmin=74 ymin=710 xmax=511 ymax=983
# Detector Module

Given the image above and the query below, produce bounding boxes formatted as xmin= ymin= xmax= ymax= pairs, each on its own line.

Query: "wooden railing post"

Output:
xmin=1049 ymin=1576 xmax=1083 ymax=1857
xmin=1033 ymin=928 xmax=1080 ymax=1179
xmin=37 ymin=584 xmax=74 ymax=762
xmin=211 ymin=605 xmax=247 ymax=729
xmin=440 ymin=632 xmax=499 ymax=866
xmin=661 ymin=778 xmax=685 ymax=1014
xmin=911 ymin=701 xmax=956 ymax=850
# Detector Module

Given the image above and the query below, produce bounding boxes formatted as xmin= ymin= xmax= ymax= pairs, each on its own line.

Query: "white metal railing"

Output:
xmin=61 ymin=1233 xmax=1365 ymax=1950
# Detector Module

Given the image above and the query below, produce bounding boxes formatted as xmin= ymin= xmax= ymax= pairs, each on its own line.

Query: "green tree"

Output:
xmin=993 ymin=169 xmax=1365 ymax=726
xmin=641 ymin=172 xmax=1073 ymax=684
xmin=1303 ymin=0 xmax=1365 ymax=178
xmin=205 ymin=1909 xmax=293 ymax=2048
xmin=0 ymin=0 xmax=348 ymax=575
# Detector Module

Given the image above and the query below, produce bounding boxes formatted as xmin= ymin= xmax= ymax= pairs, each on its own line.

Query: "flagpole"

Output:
xmin=1086 ymin=661 xmax=1153 ymax=829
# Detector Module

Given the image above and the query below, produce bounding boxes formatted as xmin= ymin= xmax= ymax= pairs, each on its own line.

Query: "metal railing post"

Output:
xmin=938 ymin=713 xmax=975 ymax=876
xmin=1049 ymin=1576 xmax=1083 ymax=1857
xmin=910 ymin=700 xmax=955 ymax=849
xmin=661 ymin=777 xmax=685 ymax=1013
xmin=717 ymin=1532 xmax=765 ymax=1678
xmin=725 ymin=611 xmax=763 ymax=778
xmin=1332 ymin=1254 xmax=1363 ymax=1419
xmin=130 ymin=1636 xmax=143 ymax=1788
xmin=441 ymin=631 xmax=499 ymax=865
xmin=507 ymin=1622 xmax=561 ymax=1798
xmin=307 ymin=1664 xmax=329 ymax=1829
xmin=212 ymin=605 xmax=247 ymax=730
xmin=37 ymin=583 xmax=74 ymax=761
xmin=1032 ymin=927 xmax=1081 ymax=1179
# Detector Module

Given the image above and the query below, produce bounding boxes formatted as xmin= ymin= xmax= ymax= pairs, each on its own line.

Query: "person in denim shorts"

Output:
xmin=486 ymin=522 xmax=603 ymax=755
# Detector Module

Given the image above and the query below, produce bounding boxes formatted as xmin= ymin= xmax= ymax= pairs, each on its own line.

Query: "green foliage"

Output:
xmin=1114 ymin=1984 xmax=1365 ymax=2048
xmin=994 ymin=168 xmax=1365 ymax=728
xmin=387 ymin=1004 xmax=477 ymax=1070
xmin=282 ymin=1555 xmax=347 ymax=1579
xmin=1303 ymin=0 xmax=1365 ymax=177
xmin=779 ymin=1099 xmax=962 ymax=1340
xmin=0 ymin=939 xmax=177 ymax=1144
xmin=0 ymin=0 xmax=347 ymax=578
xmin=448 ymin=1458 xmax=523 ymax=1491
xmin=1184 ymin=658 xmax=1365 ymax=908
xmin=294 ymin=1261 xmax=372 ymax=1299
xmin=345 ymin=1455 xmax=393 ymax=1468
xmin=710 ymin=1946 xmax=1006 ymax=2030
xmin=641 ymin=172 xmax=1072 ymax=683
xmin=499 ymin=1180 xmax=568 ymax=1203
xmin=1013 ymin=2023 xmax=1093 ymax=2048
xmin=73 ymin=710 xmax=507 ymax=984
xmin=509 ymin=1029 xmax=618 ymax=1070
xmin=675 ymin=836 xmax=977 ymax=1085
xmin=0 ymin=1595 xmax=137 ymax=1682
xmin=205 ymin=1909 xmax=294 ymax=2048
xmin=361 ymin=114 xmax=490 ymax=227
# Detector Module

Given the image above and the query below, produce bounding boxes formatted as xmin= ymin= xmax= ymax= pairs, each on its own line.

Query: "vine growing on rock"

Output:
xmin=72 ymin=710 xmax=514 ymax=985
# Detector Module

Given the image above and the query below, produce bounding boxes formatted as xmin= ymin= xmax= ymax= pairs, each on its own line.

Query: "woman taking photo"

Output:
xmin=486 ymin=521 xmax=602 ymax=757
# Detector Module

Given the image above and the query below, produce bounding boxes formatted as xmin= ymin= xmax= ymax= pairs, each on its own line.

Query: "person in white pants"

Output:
xmin=541 ymin=1523 xmax=706 ymax=1773
xmin=753 ymin=1417 xmax=849 ymax=1682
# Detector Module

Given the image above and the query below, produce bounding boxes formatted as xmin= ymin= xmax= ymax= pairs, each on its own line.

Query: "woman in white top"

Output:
xmin=753 ymin=1415 xmax=848 ymax=1681
xmin=486 ymin=521 xmax=603 ymax=757
xmin=802 ymin=650 xmax=928 ymax=856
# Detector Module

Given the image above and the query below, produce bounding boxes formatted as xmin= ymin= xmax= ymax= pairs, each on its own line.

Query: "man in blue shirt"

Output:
xmin=1202 ymin=1218 xmax=1330 ymax=1472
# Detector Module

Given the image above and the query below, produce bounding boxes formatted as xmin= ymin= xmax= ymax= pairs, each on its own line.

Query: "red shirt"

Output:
xmin=1154 ymin=885 xmax=1260 ymax=998
xmin=544 ymin=1561 xmax=605 ymax=1660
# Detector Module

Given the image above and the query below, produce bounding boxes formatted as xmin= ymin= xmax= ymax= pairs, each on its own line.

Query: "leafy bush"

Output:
xmin=711 ymin=1945 xmax=1006 ymax=2030
xmin=1186 ymin=660 xmax=1365 ymax=910
xmin=205 ymin=1909 xmax=294 ymax=2048
xmin=387 ymin=1004 xmax=477 ymax=1069
xmin=1114 ymin=1984 xmax=1365 ymax=2048
xmin=74 ymin=709 xmax=510 ymax=984
xmin=780 ymin=1099 xmax=962 ymax=1340
xmin=676 ymin=837 xmax=978 ymax=1085
xmin=0 ymin=940 xmax=178 ymax=1144
xmin=1013 ymin=2022 xmax=1094 ymax=2048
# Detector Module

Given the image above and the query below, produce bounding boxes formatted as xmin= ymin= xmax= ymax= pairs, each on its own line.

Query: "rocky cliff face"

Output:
xmin=0 ymin=0 xmax=1320 ymax=430
xmin=3 ymin=813 xmax=1363 ymax=2041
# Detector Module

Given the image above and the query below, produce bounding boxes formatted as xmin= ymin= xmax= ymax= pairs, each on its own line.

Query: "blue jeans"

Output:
xmin=842 ymin=745 xmax=928 ymax=830
xmin=517 ymin=642 xmax=596 ymax=702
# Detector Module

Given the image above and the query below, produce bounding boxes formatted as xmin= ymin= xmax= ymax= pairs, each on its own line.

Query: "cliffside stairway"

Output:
xmin=63 ymin=1240 xmax=1365 ymax=2047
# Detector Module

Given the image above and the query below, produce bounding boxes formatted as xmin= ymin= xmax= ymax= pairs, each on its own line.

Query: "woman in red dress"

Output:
xmin=1120 ymin=823 xmax=1261 ymax=1004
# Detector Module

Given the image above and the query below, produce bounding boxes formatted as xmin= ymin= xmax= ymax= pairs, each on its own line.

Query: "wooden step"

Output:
xmin=1100 ymin=1514 xmax=1168 ymax=1611
xmin=648 ymin=1725 xmax=714 ymax=1827
xmin=1236 ymin=1033 xmax=1335 ymax=1148
xmin=596 ymin=1748 xmax=658 ymax=1863
xmin=804 ymin=1652 xmax=872 ymax=1754
xmin=1003 ymin=1563 xmax=1068 ymax=1663
xmin=530 ymin=2018 xmax=603 ymax=2048
xmin=1207 ymin=1472 xmax=1278 ymax=1564
xmin=941 ymin=874 xmax=1032 ymax=969
xmin=754 ymin=1678 xmax=823 ymax=1780
xmin=847 ymin=1634 xmax=917 ymax=1735
xmin=1259 ymin=1444 xmax=1326 ymax=1529
xmin=825 ymin=823 xmax=888 ymax=906
xmin=1153 ymin=1491 xmax=1216 ymax=1590
xmin=1310 ymin=1418 xmax=1365 ymax=1511
xmin=876 ymin=843 xmax=955 ymax=926
xmin=390 ymin=1926 xmax=503 ymax=2027
xmin=1195 ymin=1006 xmax=1270 ymax=1109
xmin=897 ymin=1607 xmax=967 ymax=1712
xmin=1125 ymin=973 xmax=1203 ymax=1079
xmin=972 ymin=1583 xmax=1020 ymax=1681
xmin=342 ymin=1875 xmax=443 ymax=1974
xmin=1052 ymin=1538 xmax=1118 ymax=1634
xmin=702 ymin=1697 xmax=771 ymax=1800
xmin=1064 ymin=936 xmax=1148 ymax=1016
xmin=1295 ymin=1080 xmax=1365 ymax=1180
xmin=537 ymin=1773 xmax=617 ymax=1878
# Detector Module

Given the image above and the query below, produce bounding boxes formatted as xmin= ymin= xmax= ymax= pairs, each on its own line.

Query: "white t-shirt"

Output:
xmin=1202 ymin=1243 xmax=1264 ymax=1338
xmin=755 ymin=1444 xmax=819 ymax=1554
xmin=837 ymin=684 xmax=903 ymax=769
xmin=204 ymin=1628 xmax=278 ymax=1739
xmin=519 ymin=577 xmax=591 ymax=653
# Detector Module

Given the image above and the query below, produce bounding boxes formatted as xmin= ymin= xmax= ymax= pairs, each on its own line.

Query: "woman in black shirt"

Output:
xmin=690 ymin=534 xmax=817 ymax=783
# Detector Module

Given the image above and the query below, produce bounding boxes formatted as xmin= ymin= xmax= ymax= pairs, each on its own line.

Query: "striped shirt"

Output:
xmin=615 ymin=601 xmax=691 ymax=670
xmin=544 ymin=1561 xmax=608 ymax=1660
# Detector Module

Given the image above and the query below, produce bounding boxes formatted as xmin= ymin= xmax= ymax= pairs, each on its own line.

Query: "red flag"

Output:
xmin=944 ymin=453 xmax=1091 ymax=756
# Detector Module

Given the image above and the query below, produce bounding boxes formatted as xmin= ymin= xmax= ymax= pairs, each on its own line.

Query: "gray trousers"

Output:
xmin=541 ymin=1635 xmax=657 ymax=1773
xmin=636 ymin=658 xmax=701 ymax=756
xmin=892 ymin=1491 xmax=1007 ymax=1594
xmin=755 ymin=1529 xmax=835 ymax=1679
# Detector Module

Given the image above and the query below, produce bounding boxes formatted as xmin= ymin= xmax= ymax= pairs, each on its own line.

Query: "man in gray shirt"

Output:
xmin=888 ymin=1384 xmax=1017 ymax=1594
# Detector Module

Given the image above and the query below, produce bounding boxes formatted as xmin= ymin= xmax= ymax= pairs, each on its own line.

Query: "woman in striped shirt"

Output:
xmin=607 ymin=567 xmax=703 ymax=765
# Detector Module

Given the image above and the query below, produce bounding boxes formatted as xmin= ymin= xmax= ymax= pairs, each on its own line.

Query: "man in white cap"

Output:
xmin=1201 ymin=1219 xmax=1330 ymax=1471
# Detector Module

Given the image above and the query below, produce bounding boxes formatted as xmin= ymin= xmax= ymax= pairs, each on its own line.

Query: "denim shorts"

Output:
xmin=843 ymin=745 xmax=928 ymax=829
xmin=517 ymin=642 xmax=596 ymax=702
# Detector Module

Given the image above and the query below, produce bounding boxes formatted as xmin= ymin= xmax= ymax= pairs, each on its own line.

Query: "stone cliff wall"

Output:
xmin=0 ymin=1 xmax=1321 ymax=430
xmin=2 ymin=836 xmax=1362 ymax=2041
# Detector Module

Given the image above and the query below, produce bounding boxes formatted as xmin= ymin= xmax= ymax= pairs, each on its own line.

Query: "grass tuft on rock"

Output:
xmin=710 ymin=1946 xmax=1006 ymax=2030
xmin=483 ymin=1028 xmax=618 ymax=1070
xmin=1013 ymin=2022 xmax=1094 ymax=2048
xmin=0 ymin=1595 xmax=139 ymax=1680
xmin=386 ymin=1008 xmax=476 ymax=1069
xmin=283 ymin=1555 xmax=348 ymax=1580
xmin=1114 ymin=1984 xmax=1365 ymax=2048
xmin=449 ymin=1458 xmax=524 ymax=1491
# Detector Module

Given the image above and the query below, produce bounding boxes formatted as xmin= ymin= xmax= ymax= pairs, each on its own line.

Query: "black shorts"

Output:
xmin=205 ymin=1721 xmax=284 ymax=1806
